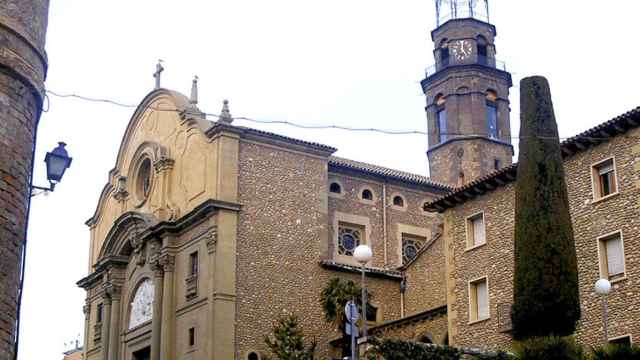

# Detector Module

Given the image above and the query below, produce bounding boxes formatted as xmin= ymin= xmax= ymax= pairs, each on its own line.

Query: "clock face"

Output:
xmin=450 ymin=40 xmax=473 ymax=61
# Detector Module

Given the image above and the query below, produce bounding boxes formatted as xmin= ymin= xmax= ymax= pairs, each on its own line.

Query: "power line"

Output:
xmin=44 ymin=89 xmax=631 ymax=142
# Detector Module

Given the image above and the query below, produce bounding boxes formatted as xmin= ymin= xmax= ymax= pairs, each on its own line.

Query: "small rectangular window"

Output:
xmin=437 ymin=109 xmax=447 ymax=143
xmin=469 ymin=277 xmax=489 ymax=322
xmin=188 ymin=327 xmax=195 ymax=347
xmin=592 ymin=158 xmax=617 ymax=199
xmin=599 ymin=232 xmax=625 ymax=281
xmin=609 ymin=335 xmax=632 ymax=346
xmin=486 ymin=102 xmax=498 ymax=138
xmin=189 ymin=252 xmax=199 ymax=277
xmin=96 ymin=303 xmax=103 ymax=323
xmin=494 ymin=159 xmax=501 ymax=170
xmin=466 ymin=213 xmax=486 ymax=249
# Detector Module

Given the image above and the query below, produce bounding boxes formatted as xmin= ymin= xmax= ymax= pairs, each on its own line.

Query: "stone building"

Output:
xmin=0 ymin=1 xmax=50 ymax=359
xmin=77 ymin=1 xmax=640 ymax=359
xmin=76 ymin=89 xmax=453 ymax=360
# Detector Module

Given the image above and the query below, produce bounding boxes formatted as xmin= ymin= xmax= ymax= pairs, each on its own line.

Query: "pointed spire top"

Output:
xmin=190 ymin=75 xmax=199 ymax=104
xmin=219 ymin=99 xmax=233 ymax=124
xmin=153 ymin=59 xmax=164 ymax=90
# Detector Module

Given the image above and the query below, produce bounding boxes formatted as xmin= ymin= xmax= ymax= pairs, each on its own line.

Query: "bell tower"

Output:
xmin=422 ymin=0 xmax=513 ymax=187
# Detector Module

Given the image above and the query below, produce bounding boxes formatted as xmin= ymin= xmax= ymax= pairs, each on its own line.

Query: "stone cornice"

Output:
xmin=319 ymin=260 xmax=403 ymax=280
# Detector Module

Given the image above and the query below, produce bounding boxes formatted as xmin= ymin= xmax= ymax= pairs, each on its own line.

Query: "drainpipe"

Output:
xmin=400 ymin=276 xmax=407 ymax=318
xmin=382 ymin=181 xmax=388 ymax=266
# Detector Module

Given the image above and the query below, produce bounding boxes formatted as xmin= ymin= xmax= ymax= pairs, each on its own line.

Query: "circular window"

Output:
xmin=136 ymin=158 xmax=153 ymax=201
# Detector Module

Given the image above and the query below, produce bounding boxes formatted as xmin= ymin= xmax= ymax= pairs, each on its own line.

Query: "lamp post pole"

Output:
xmin=595 ymin=278 xmax=612 ymax=345
xmin=353 ymin=244 xmax=372 ymax=359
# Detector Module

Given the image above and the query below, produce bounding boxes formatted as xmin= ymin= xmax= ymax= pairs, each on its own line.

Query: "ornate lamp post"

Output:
xmin=354 ymin=244 xmax=373 ymax=343
xmin=595 ymin=278 xmax=612 ymax=344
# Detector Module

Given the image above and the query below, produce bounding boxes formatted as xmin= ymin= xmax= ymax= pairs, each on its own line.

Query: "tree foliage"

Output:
xmin=511 ymin=76 xmax=581 ymax=339
xmin=371 ymin=338 xmax=461 ymax=360
xmin=514 ymin=336 xmax=588 ymax=360
xmin=264 ymin=314 xmax=316 ymax=360
xmin=592 ymin=343 xmax=640 ymax=360
xmin=319 ymin=278 xmax=375 ymax=357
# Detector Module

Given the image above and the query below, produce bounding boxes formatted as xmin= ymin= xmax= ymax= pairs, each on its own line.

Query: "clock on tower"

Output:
xmin=422 ymin=0 xmax=513 ymax=187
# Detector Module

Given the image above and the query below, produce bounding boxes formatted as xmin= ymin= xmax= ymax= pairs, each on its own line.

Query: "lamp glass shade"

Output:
xmin=354 ymin=244 xmax=373 ymax=263
xmin=44 ymin=142 xmax=72 ymax=183
xmin=595 ymin=278 xmax=612 ymax=295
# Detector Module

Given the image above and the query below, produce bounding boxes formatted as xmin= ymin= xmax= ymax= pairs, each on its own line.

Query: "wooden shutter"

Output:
xmin=606 ymin=236 xmax=624 ymax=276
xmin=476 ymin=280 xmax=489 ymax=319
xmin=473 ymin=217 xmax=486 ymax=245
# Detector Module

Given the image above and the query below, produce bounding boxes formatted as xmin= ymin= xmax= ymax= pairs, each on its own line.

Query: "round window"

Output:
xmin=136 ymin=158 xmax=153 ymax=201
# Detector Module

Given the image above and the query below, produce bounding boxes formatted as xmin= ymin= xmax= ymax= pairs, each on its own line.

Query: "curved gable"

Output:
xmin=86 ymin=88 xmax=219 ymax=267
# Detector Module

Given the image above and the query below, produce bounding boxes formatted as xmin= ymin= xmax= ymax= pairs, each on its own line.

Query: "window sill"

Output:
xmin=391 ymin=205 xmax=407 ymax=212
xmin=358 ymin=199 xmax=376 ymax=206
xmin=329 ymin=192 xmax=344 ymax=199
xmin=465 ymin=242 xmax=487 ymax=252
xmin=591 ymin=191 xmax=620 ymax=204
xmin=468 ymin=317 xmax=491 ymax=325
xmin=609 ymin=275 xmax=627 ymax=284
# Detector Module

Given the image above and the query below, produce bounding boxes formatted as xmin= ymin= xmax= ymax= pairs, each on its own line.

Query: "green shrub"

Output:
xmin=593 ymin=344 xmax=640 ymax=360
xmin=514 ymin=336 xmax=588 ymax=360
xmin=374 ymin=338 xmax=461 ymax=360
xmin=264 ymin=314 xmax=316 ymax=360
xmin=475 ymin=351 xmax=514 ymax=360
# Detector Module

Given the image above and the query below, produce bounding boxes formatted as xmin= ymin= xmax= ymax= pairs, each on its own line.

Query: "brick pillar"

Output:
xmin=0 ymin=2 xmax=50 ymax=359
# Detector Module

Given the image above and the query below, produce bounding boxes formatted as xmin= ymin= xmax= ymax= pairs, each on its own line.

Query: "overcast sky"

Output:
xmin=20 ymin=1 xmax=640 ymax=359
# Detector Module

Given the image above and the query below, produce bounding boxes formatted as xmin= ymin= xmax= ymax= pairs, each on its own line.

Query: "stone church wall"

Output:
xmin=404 ymin=235 xmax=447 ymax=316
xmin=441 ymin=127 xmax=640 ymax=350
xmin=236 ymin=141 xmax=406 ymax=359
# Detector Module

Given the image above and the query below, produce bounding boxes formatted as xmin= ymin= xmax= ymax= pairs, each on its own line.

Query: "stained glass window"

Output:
xmin=338 ymin=224 xmax=363 ymax=257
xmin=402 ymin=235 xmax=425 ymax=264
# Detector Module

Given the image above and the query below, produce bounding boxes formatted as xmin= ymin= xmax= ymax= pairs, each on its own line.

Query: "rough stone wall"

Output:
xmin=428 ymin=138 xmax=513 ymax=186
xmin=372 ymin=313 xmax=449 ymax=345
xmin=0 ymin=2 xmax=49 ymax=358
xmin=443 ymin=127 xmax=640 ymax=350
xmin=404 ymin=236 xmax=447 ymax=316
xmin=236 ymin=142 xmax=411 ymax=359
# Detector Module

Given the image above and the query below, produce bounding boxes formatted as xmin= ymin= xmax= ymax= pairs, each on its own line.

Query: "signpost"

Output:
xmin=345 ymin=300 xmax=359 ymax=360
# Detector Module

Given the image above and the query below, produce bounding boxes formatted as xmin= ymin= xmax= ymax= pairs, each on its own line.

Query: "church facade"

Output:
xmin=78 ymin=1 xmax=640 ymax=359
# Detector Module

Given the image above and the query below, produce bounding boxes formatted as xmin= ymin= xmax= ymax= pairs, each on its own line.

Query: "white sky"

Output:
xmin=20 ymin=1 xmax=640 ymax=359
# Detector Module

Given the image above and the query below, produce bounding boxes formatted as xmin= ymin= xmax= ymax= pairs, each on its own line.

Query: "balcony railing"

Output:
xmin=425 ymin=56 xmax=507 ymax=78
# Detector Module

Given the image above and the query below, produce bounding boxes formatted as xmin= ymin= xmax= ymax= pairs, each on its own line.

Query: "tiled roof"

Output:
xmin=319 ymin=260 xmax=403 ymax=280
xmin=329 ymin=156 xmax=453 ymax=191
xmin=425 ymin=106 xmax=640 ymax=212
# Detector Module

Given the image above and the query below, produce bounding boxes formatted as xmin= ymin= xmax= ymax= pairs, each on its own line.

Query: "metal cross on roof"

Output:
xmin=153 ymin=59 xmax=164 ymax=90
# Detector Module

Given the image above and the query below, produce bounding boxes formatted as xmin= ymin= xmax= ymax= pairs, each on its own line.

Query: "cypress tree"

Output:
xmin=511 ymin=76 xmax=580 ymax=339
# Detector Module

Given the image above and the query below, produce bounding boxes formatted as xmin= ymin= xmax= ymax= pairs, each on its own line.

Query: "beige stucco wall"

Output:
xmin=442 ymin=127 xmax=640 ymax=350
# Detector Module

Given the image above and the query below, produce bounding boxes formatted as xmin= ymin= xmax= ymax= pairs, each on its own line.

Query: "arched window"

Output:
xmin=393 ymin=195 xmax=404 ymax=207
xmin=486 ymin=90 xmax=498 ymax=138
xmin=439 ymin=39 xmax=450 ymax=67
xmin=477 ymin=35 xmax=488 ymax=65
xmin=361 ymin=189 xmax=373 ymax=201
xmin=247 ymin=352 xmax=260 ymax=360
xmin=435 ymin=94 xmax=447 ymax=143
xmin=329 ymin=182 xmax=341 ymax=194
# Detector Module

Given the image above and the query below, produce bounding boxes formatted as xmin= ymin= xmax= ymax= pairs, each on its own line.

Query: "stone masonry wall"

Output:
xmin=443 ymin=127 xmax=640 ymax=350
xmin=0 ymin=2 xmax=49 ymax=359
xmin=236 ymin=142 xmax=405 ymax=359
xmin=404 ymin=235 xmax=447 ymax=316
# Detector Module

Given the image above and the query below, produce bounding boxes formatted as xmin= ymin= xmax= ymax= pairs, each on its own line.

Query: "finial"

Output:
xmin=219 ymin=99 xmax=233 ymax=124
xmin=190 ymin=75 xmax=199 ymax=104
xmin=153 ymin=59 xmax=164 ymax=90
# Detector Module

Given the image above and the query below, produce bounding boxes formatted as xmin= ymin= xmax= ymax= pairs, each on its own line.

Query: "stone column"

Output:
xmin=150 ymin=266 xmax=164 ymax=360
xmin=108 ymin=285 xmax=122 ymax=360
xmin=101 ymin=296 xmax=112 ymax=360
xmin=160 ymin=254 xmax=176 ymax=360
xmin=82 ymin=302 xmax=91 ymax=360
xmin=0 ymin=2 xmax=50 ymax=358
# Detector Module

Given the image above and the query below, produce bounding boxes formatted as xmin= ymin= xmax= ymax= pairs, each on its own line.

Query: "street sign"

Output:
xmin=345 ymin=300 xmax=359 ymax=323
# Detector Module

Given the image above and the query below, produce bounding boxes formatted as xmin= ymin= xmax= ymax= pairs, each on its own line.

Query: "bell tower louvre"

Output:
xmin=422 ymin=0 xmax=513 ymax=187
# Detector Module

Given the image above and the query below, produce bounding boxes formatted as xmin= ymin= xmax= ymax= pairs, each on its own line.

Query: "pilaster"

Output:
xmin=160 ymin=254 xmax=176 ymax=360
xmin=106 ymin=283 xmax=122 ymax=360
xmin=82 ymin=301 xmax=91 ymax=360
xmin=151 ymin=264 xmax=164 ymax=360
xmin=101 ymin=295 xmax=112 ymax=360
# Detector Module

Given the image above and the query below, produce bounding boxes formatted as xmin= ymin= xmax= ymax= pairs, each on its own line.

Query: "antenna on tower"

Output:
xmin=435 ymin=0 xmax=490 ymax=27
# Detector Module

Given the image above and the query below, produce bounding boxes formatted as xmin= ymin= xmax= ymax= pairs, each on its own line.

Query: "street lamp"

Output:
xmin=32 ymin=142 xmax=72 ymax=195
xmin=354 ymin=244 xmax=372 ymax=344
xmin=595 ymin=278 xmax=612 ymax=344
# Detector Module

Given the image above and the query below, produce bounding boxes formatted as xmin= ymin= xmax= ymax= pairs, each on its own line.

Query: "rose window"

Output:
xmin=338 ymin=226 xmax=362 ymax=256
